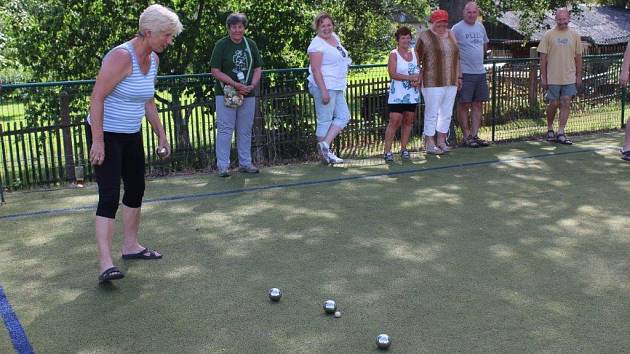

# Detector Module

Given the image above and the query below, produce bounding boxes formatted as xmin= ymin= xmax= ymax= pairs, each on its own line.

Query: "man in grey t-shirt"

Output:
xmin=452 ymin=1 xmax=490 ymax=147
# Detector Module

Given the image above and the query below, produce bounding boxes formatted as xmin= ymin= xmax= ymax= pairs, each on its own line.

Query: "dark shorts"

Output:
xmin=459 ymin=73 xmax=489 ymax=103
xmin=544 ymin=84 xmax=577 ymax=103
xmin=388 ymin=103 xmax=418 ymax=114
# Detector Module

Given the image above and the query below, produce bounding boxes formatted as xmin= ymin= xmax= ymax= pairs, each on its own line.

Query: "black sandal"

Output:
xmin=556 ymin=133 xmax=573 ymax=145
xmin=546 ymin=130 xmax=555 ymax=141
xmin=98 ymin=266 xmax=125 ymax=282
xmin=122 ymin=248 xmax=163 ymax=260
xmin=622 ymin=150 xmax=630 ymax=161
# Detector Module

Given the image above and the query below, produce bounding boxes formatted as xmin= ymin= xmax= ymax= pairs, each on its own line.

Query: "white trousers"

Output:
xmin=421 ymin=86 xmax=458 ymax=136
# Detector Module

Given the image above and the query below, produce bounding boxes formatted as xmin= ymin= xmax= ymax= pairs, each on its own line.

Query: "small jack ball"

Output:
xmin=376 ymin=334 xmax=391 ymax=350
xmin=323 ymin=299 xmax=337 ymax=314
xmin=334 ymin=310 xmax=341 ymax=318
xmin=268 ymin=288 xmax=282 ymax=302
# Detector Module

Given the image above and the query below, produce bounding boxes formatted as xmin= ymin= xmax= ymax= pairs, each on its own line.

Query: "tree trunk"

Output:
xmin=169 ymin=90 xmax=192 ymax=151
xmin=439 ymin=0 xmax=468 ymax=26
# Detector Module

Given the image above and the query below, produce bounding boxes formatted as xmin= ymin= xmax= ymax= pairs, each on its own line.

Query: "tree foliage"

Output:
xmin=1 ymin=0 xmax=432 ymax=81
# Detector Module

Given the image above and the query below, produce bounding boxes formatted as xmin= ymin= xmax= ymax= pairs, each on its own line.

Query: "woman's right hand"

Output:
xmin=321 ymin=91 xmax=330 ymax=105
xmin=90 ymin=141 xmax=105 ymax=166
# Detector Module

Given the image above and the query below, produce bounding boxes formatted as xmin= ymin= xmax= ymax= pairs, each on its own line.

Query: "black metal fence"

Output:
xmin=0 ymin=55 xmax=627 ymax=190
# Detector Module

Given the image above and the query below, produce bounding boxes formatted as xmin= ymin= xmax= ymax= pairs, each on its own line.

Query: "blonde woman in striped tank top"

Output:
xmin=87 ymin=5 xmax=183 ymax=283
xmin=415 ymin=9 xmax=462 ymax=155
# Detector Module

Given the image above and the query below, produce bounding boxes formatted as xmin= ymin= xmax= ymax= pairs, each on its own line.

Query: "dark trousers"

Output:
xmin=87 ymin=125 xmax=145 ymax=219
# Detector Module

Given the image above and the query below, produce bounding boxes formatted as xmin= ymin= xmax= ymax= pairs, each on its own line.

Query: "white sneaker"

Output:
xmin=327 ymin=151 xmax=344 ymax=164
xmin=318 ymin=141 xmax=330 ymax=163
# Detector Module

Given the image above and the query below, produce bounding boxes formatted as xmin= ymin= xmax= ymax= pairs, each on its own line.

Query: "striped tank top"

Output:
xmin=91 ymin=42 xmax=157 ymax=133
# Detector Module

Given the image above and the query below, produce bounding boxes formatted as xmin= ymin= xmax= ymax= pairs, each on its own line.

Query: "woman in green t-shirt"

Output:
xmin=210 ymin=13 xmax=263 ymax=177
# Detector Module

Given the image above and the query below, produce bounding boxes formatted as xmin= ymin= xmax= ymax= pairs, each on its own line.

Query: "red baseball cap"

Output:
xmin=430 ymin=9 xmax=449 ymax=23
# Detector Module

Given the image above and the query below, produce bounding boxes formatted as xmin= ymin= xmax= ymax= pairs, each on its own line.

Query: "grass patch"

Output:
xmin=1 ymin=133 xmax=629 ymax=353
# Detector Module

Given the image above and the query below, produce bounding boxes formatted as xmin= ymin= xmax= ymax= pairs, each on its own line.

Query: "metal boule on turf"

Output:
xmin=156 ymin=146 xmax=168 ymax=159
xmin=376 ymin=334 xmax=391 ymax=350
xmin=323 ymin=299 xmax=337 ymax=314
xmin=268 ymin=287 xmax=282 ymax=302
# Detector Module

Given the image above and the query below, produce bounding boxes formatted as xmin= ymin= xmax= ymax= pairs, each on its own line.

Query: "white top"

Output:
xmin=388 ymin=49 xmax=420 ymax=104
xmin=307 ymin=33 xmax=351 ymax=90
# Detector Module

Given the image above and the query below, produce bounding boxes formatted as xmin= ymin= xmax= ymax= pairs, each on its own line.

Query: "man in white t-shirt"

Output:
xmin=452 ymin=1 xmax=490 ymax=148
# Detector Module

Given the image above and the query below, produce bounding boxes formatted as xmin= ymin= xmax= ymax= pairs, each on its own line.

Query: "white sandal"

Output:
xmin=438 ymin=144 xmax=452 ymax=152
xmin=426 ymin=145 xmax=443 ymax=155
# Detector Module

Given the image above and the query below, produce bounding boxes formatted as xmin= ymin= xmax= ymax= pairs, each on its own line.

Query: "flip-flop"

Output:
xmin=98 ymin=266 xmax=125 ymax=282
xmin=122 ymin=248 xmax=163 ymax=260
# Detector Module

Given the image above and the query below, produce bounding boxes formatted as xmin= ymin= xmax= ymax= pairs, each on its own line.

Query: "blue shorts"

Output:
xmin=545 ymin=84 xmax=577 ymax=103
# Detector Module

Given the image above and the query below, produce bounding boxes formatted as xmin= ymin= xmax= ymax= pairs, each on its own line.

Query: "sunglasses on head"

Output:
xmin=336 ymin=46 xmax=346 ymax=58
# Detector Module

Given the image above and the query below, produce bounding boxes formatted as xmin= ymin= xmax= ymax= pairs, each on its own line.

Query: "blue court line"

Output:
xmin=0 ymin=147 xmax=613 ymax=221
xmin=0 ymin=287 xmax=35 ymax=354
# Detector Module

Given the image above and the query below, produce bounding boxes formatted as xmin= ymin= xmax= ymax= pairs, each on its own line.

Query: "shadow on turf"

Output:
xmin=5 ymin=137 xmax=630 ymax=353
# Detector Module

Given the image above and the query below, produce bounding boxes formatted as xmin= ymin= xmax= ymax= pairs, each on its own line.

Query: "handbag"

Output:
xmin=222 ymin=38 xmax=253 ymax=108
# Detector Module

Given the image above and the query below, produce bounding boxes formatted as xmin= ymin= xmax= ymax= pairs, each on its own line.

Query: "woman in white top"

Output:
xmin=383 ymin=26 xmax=421 ymax=162
xmin=307 ymin=12 xmax=352 ymax=165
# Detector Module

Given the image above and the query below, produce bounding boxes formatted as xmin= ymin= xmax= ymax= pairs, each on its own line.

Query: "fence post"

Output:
xmin=253 ymin=94 xmax=265 ymax=164
xmin=0 ymin=123 xmax=4 ymax=203
xmin=0 ymin=168 xmax=4 ymax=203
xmin=622 ymin=86 xmax=626 ymax=129
xmin=491 ymin=61 xmax=496 ymax=142
xmin=528 ymin=47 xmax=538 ymax=107
xmin=60 ymin=91 xmax=76 ymax=182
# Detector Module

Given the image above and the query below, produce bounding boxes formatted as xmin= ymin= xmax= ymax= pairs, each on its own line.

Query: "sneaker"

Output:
xmin=473 ymin=135 xmax=489 ymax=147
xmin=318 ymin=141 xmax=330 ymax=163
xmin=384 ymin=152 xmax=394 ymax=162
xmin=218 ymin=169 xmax=230 ymax=177
xmin=238 ymin=165 xmax=259 ymax=174
xmin=327 ymin=151 xmax=344 ymax=164
xmin=400 ymin=149 xmax=411 ymax=160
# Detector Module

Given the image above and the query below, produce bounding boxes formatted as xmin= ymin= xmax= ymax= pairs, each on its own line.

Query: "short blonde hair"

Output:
xmin=139 ymin=4 xmax=183 ymax=37
xmin=312 ymin=12 xmax=335 ymax=32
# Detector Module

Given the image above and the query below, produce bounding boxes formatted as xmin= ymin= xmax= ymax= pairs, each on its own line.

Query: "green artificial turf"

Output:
xmin=1 ymin=133 xmax=629 ymax=353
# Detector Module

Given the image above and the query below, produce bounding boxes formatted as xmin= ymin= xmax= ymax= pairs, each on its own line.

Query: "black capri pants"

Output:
xmin=87 ymin=126 xmax=145 ymax=219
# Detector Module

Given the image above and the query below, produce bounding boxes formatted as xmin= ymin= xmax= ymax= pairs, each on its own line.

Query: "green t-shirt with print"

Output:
xmin=210 ymin=36 xmax=263 ymax=97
